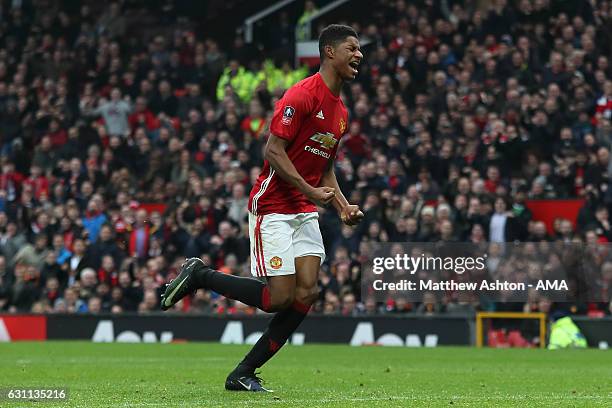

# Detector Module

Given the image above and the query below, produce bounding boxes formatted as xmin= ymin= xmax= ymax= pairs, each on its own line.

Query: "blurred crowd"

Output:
xmin=0 ymin=0 xmax=612 ymax=316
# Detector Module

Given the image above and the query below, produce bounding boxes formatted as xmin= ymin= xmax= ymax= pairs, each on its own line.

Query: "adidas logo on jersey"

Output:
xmin=316 ymin=110 xmax=325 ymax=120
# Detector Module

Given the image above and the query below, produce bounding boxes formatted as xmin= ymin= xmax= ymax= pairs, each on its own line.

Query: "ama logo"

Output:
xmin=281 ymin=106 xmax=295 ymax=125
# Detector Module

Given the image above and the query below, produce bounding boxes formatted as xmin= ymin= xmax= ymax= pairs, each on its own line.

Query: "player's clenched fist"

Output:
xmin=308 ymin=186 xmax=336 ymax=205
xmin=340 ymin=204 xmax=364 ymax=226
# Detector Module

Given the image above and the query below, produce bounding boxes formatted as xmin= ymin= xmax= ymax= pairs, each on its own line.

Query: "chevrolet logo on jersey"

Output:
xmin=309 ymin=132 xmax=337 ymax=150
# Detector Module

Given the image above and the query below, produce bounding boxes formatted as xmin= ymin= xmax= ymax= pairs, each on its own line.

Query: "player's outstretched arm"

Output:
xmin=320 ymin=160 xmax=364 ymax=226
xmin=265 ymin=134 xmax=336 ymax=205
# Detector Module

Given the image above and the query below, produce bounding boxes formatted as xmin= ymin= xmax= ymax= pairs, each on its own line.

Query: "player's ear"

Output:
xmin=325 ymin=44 xmax=334 ymax=59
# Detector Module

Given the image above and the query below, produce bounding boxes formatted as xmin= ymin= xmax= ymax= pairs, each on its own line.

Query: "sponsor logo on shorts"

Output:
xmin=281 ymin=106 xmax=295 ymax=125
xmin=270 ymin=256 xmax=283 ymax=269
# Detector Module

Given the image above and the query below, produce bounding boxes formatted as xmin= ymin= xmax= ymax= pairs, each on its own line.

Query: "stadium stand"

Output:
xmin=0 ymin=0 xmax=611 ymax=319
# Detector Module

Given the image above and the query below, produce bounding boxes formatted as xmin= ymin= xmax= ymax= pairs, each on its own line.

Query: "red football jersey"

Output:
xmin=248 ymin=73 xmax=349 ymax=215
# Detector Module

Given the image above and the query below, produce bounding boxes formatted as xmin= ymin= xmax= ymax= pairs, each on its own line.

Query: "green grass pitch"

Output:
xmin=0 ymin=342 xmax=610 ymax=407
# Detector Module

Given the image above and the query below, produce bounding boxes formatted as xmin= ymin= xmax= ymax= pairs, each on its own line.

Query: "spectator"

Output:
xmin=87 ymin=296 xmax=102 ymax=314
xmin=416 ymin=292 xmax=442 ymax=315
xmin=14 ymin=233 xmax=50 ymax=271
xmin=129 ymin=209 xmax=151 ymax=260
xmin=138 ymin=289 xmax=159 ymax=313
xmin=240 ymin=99 xmax=267 ymax=140
xmin=82 ymin=200 xmax=108 ymax=243
xmin=1 ymin=222 xmax=27 ymax=265
xmin=341 ymin=293 xmax=357 ymax=316
xmin=88 ymin=224 xmax=123 ymax=269
xmin=128 ymin=97 xmax=160 ymax=134
xmin=226 ymin=183 xmax=248 ymax=224
xmin=84 ymin=88 xmax=132 ymax=137
xmin=150 ymin=80 xmax=179 ymax=117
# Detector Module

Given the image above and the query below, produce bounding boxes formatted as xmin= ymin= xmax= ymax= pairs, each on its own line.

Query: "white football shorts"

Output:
xmin=248 ymin=211 xmax=326 ymax=277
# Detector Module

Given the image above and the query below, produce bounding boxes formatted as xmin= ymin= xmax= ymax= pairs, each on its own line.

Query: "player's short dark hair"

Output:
xmin=318 ymin=24 xmax=358 ymax=60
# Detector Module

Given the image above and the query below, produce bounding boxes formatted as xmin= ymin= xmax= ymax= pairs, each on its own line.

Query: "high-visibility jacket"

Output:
xmin=218 ymin=63 xmax=310 ymax=101
xmin=548 ymin=317 xmax=588 ymax=349
xmin=285 ymin=65 xmax=309 ymax=89
xmin=296 ymin=9 xmax=318 ymax=41
xmin=263 ymin=60 xmax=284 ymax=93
xmin=247 ymin=70 xmax=266 ymax=99
xmin=216 ymin=66 xmax=251 ymax=102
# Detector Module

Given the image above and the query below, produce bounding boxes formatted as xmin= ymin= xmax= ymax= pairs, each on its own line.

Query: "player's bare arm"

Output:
xmin=264 ymin=134 xmax=336 ymax=205
xmin=320 ymin=159 xmax=364 ymax=226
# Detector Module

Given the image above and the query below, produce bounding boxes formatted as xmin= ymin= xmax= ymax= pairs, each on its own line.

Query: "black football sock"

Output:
xmin=235 ymin=300 xmax=311 ymax=373
xmin=195 ymin=267 xmax=271 ymax=312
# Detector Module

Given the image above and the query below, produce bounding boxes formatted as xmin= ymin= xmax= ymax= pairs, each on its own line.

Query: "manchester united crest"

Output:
xmin=339 ymin=118 xmax=346 ymax=134
xmin=270 ymin=256 xmax=283 ymax=269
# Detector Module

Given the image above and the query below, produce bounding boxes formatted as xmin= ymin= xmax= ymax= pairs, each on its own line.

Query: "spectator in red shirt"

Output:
xmin=23 ymin=165 xmax=49 ymax=201
xmin=484 ymin=165 xmax=501 ymax=194
xmin=343 ymin=121 xmax=371 ymax=163
xmin=594 ymin=80 xmax=612 ymax=124
xmin=128 ymin=96 xmax=160 ymax=134
xmin=47 ymin=118 xmax=67 ymax=147
xmin=0 ymin=162 xmax=24 ymax=202
xmin=97 ymin=255 xmax=118 ymax=286
xmin=240 ymin=99 xmax=267 ymax=140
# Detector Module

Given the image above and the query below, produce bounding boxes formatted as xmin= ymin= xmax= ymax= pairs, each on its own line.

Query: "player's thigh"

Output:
xmin=295 ymin=255 xmax=321 ymax=306
xmin=248 ymin=212 xmax=296 ymax=278
xmin=295 ymin=255 xmax=321 ymax=288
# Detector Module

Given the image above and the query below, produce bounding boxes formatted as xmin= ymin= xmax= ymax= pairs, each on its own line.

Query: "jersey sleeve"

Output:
xmin=269 ymin=86 xmax=313 ymax=142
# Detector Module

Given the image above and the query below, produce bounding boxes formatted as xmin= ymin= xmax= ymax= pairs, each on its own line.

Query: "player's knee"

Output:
xmin=295 ymin=285 xmax=319 ymax=306
xmin=269 ymin=291 xmax=295 ymax=311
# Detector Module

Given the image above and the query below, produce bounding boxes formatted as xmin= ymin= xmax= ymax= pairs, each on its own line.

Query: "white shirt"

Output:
xmin=489 ymin=213 xmax=507 ymax=243
xmin=70 ymin=256 xmax=82 ymax=272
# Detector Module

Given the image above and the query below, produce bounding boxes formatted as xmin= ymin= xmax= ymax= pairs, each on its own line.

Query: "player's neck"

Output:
xmin=318 ymin=66 xmax=342 ymax=97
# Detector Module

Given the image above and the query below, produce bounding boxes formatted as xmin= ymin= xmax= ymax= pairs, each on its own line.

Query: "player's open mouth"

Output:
xmin=349 ymin=61 xmax=359 ymax=75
